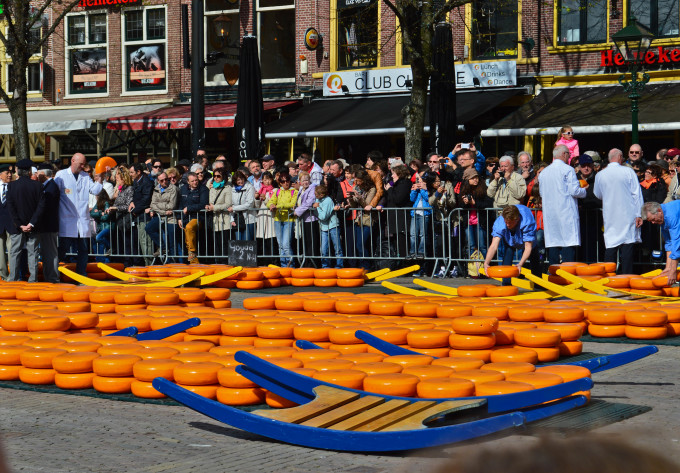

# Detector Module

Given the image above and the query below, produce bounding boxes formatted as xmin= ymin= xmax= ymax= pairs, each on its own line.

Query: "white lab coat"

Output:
xmin=593 ymin=162 xmax=643 ymax=248
xmin=539 ymin=159 xmax=586 ymax=248
xmin=54 ymin=168 xmax=103 ymax=238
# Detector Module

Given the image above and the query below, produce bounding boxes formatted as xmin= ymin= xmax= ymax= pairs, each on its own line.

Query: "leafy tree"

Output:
xmin=0 ymin=0 xmax=82 ymax=162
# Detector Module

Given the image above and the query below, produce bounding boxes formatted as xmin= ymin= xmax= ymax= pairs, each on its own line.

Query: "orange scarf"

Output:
xmin=640 ymin=178 xmax=658 ymax=189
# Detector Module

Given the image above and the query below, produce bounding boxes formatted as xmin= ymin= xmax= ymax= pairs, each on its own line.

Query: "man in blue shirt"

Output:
xmin=483 ymin=205 xmax=536 ymax=285
xmin=642 ymin=200 xmax=680 ymax=285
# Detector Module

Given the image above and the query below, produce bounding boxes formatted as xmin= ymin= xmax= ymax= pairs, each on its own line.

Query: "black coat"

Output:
xmin=0 ymin=181 xmax=16 ymax=235
xmin=178 ymin=184 xmax=209 ymax=225
xmin=131 ymin=174 xmax=154 ymax=217
xmin=7 ymin=176 xmax=45 ymax=234
xmin=382 ymin=177 xmax=412 ymax=234
xmin=37 ymin=179 xmax=61 ymax=233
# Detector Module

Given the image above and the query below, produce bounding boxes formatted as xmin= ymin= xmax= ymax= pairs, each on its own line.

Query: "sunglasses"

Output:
xmin=280 ymin=180 xmax=291 ymax=184
xmin=169 ymin=176 xmax=178 ymax=180
xmin=563 ymin=131 xmax=573 ymax=135
xmin=153 ymin=165 xmax=163 ymax=168
xmin=157 ymin=178 xmax=168 ymax=182
xmin=630 ymin=151 xmax=641 ymax=154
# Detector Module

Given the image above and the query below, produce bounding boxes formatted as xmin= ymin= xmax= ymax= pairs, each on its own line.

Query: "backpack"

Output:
xmin=467 ymin=249 xmax=484 ymax=278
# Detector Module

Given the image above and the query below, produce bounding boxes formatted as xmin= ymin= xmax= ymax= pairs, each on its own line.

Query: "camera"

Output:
xmin=464 ymin=194 xmax=473 ymax=201
xmin=461 ymin=143 xmax=470 ymax=149
xmin=491 ymin=163 xmax=499 ymax=176
xmin=439 ymin=158 xmax=447 ymax=164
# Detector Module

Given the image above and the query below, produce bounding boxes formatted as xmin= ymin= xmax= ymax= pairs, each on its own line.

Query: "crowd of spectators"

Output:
xmin=0 ymin=135 xmax=677 ymax=279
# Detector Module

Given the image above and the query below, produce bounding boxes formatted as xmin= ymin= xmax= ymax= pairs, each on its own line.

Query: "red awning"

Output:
xmin=106 ymin=100 xmax=300 ymax=131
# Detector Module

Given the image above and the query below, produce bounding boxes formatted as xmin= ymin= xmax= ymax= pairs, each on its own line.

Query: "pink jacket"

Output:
xmin=555 ymin=137 xmax=580 ymax=159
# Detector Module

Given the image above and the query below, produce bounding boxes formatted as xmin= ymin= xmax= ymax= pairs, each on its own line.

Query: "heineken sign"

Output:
xmin=78 ymin=0 xmax=141 ymax=7
xmin=601 ymin=46 xmax=680 ymax=66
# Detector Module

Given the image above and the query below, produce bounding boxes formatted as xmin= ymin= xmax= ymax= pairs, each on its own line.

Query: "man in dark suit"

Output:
xmin=129 ymin=163 xmax=154 ymax=265
xmin=0 ymin=163 xmax=14 ymax=281
xmin=36 ymin=163 xmax=61 ymax=283
xmin=6 ymin=159 xmax=45 ymax=282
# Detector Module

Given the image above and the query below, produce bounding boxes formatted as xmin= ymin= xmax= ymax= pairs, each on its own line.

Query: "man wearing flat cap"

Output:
xmin=6 ymin=159 xmax=46 ymax=282
xmin=0 ymin=163 xmax=13 ymax=280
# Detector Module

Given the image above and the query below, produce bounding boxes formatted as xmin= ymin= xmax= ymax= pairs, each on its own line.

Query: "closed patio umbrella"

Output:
xmin=429 ymin=23 xmax=456 ymax=156
xmin=234 ymin=35 xmax=265 ymax=163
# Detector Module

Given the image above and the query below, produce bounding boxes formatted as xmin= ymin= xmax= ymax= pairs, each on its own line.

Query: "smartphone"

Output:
xmin=461 ymin=143 xmax=470 ymax=149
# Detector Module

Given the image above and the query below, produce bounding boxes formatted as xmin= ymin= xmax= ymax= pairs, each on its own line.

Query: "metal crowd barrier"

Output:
xmin=62 ymin=205 xmax=665 ymax=276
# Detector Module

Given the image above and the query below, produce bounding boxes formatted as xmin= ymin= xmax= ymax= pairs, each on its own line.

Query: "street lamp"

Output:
xmin=612 ymin=16 xmax=654 ymax=145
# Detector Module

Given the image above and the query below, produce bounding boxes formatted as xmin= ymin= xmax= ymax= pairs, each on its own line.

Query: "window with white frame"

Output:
xmin=205 ymin=0 xmax=240 ymax=85
xmin=66 ymin=12 xmax=107 ymax=95
xmin=4 ymin=25 xmax=43 ymax=95
xmin=257 ymin=0 xmax=295 ymax=81
xmin=122 ymin=6 xmax=167 ymax=92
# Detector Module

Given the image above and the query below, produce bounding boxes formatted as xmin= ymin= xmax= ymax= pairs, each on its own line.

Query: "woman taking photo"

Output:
xmin=254 ymin=171 xmax=278 ymax=263
xmin=106 ymin=167 xmax=134 ymax=265
xmin=229 ymin=171 xmax=256 ymax=241
xmin=348 ymin=169 xmax=377 ymax=270
xmin=206 ymin=168 xmax=233 ymax=255
xmin=456 ymin=168 xmax=493 ymax=262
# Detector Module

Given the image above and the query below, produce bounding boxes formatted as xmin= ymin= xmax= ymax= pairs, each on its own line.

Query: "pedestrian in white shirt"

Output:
xmin=593 ymin=148 xmax=644 ymax=274
xmin=54 ymin=153 xmax=103 ymax=275
xmin=539 ymin=144 xmax=587 ymax=265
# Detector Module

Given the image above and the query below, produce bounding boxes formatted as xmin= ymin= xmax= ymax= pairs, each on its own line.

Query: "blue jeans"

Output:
xmin=501 ymin=245 xmax=518 ymax=286
xmin=274 ymin=220 xmax=294 ymax=267
xmin=321 ymin=227 xmax=343 ymax=268
xmin=145 ymin=217 xmax=182 ymax=260
xmin=58 ymin=237 xmax=89 ymax=276
xmin=235 ymin=223 xmax=255 ymax=241
xmin=409 ymin=213 xmax=430 ymax=256
xmin=465 ymin=224 xmax=487 ymax=257
xmin=354 ymin=225 xmax=372 ymax=270
xmin=94 ymin=228 xmax=110 ymax=263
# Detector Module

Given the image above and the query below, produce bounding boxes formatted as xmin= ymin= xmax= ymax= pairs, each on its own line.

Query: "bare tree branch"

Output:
xmin=33 ymin=0 xmax=84 ymax=56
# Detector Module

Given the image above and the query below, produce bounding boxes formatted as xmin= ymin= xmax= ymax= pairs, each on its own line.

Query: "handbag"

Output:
xmin=234 ymin=211 xmax=247 ymax=232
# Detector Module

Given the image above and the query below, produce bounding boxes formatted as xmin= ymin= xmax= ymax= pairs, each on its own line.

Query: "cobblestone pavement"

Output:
xmin=1 ymin=285 xmax=679 ymax=472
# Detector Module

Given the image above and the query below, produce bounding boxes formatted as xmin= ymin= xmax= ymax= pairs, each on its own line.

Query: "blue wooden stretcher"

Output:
xmin=105 ymin=317 xmax=200 ymax=340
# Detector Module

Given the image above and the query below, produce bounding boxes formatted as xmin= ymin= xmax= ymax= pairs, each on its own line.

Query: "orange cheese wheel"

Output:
xmin=506 ymin=371 xmax=563 ymax=389
xmin=313 ymin=279 xmax=337 ymax=288
xmin=313 ymin=369 xmax=367 ymax=389
xmin=335 ymin=300 xmax=371 ymax=314
xmin=242 ymin=297 xmax=276 ymax=310
xmin=667 ymin=322 xmax=680 ymax=337
xmin=302 ymin=299 xmax=338 ymax=312
xmin=217 ymin=366 xmax=258 ymax=388
xmin=20 ymin=347 xmax=68 ymax=369
xmin=0 ymin=335 xmax=31 ymax=346
xmin=402 ymin=302 xmax=439 ymax=318
xmin=304 ymin=359 xmax=355 ymax=371
xmin=449 ymin=369 xmax=504 ymax=386
xmin=290 ymin=278 xmax=314 ymax=287
xmin=256 ymin=322 xmax=297 ymax=339
xmin=219 ymin=336 xmax=256 ymax=346
xmin=291 ymin=349 xmax=341 ymax=364
xmin=449 ymin=333 xmax=496 ymax=350
xmin=175 ymin=383 xmax=219 ymax=399
xmin=369 ymin=301 xmax=404 ymax=316
xmin=0 ymin=364 xmax=21 ymax=381
xmin=338 ymin=353 xmax=384 ymax=364
xmin=508 ymin=307 xmax=544 ymax=322
xmin=266 ymin=357 xmax=303 ymax=370
xmin=293 ymin=324 xmax=332 ymax=342
xmin=15 ymin=288 xmax=42 ymax=301
xmin=535 ymin=364 xmax=591 ymax=382
xmin=353 ymin=362 xmax=402 ymax=375
xmin=336 ymin=278 xmax=364 ymax=288
xmin=97 ymin=344 xmax=144 ymax=356
xmin=273 ymin=297 xmax=306 ymax=311
xmin=184 ymin=318 xmax=223 ymax=336
xmin=328 ymin=326 xmax=364 ymax=345
xmin=659 ymin=306 xmax=680 ymax=323
xmin=114 ymin=304 xmax=147 ymax=314
xmin=493 ymin=327 xmax=515 ymax=345
xmin=172 ymin=352 xmax=218 ymax=363
xmin=575 ymin=264 xmax=605 ymax=276
xmin=216 ymin=386 xmax=266 ymax=406
xmin=89 ymin=291 xmax=119 ymax=304
xmin=235 ymin=280 xmax=265 ymax=290
xmin=144 ymin=292 xmax=180 ymax=306
xmin=489 ymin=347 xmax=539 ymax=364
xmin=513 ymin=328 xmax=561 ymax=348
xmin=171 ymin=341 xmax=215 ymax=354
xmin=314 ymin=268 xmax=337 ymax=279
xmin=543 ymin=307 xmax=584 ymax=323
xmin=447 ymin=348 xmax=492 ymax=362
xmin=129 ymin=380 xmax=166 ymax=399
xmin=92 ymin=375 xmax=135 ymax=393
xmin=38 ymin=290 xmax=65 ymax=302
xmin=587 ymin=309 xmax=626 ymax=325
xmin=417 ymin=378 xmax=475 ymax=400
xmin=451 ymin=316 xmax=499 ymax=335
xmin=173 ymin=362 xmax=223 ymax=386
xmin=55 ymin=372 xmax=97 ymax=390
xmin=253 ymin=338 xmax=295 ymax=348
xmin=265 ymin=390 xmax=299 ymax=408
xmin=362 ymin=327 xmax=407 ymax=346
xmin=0 ymin=345 xmax=31 ymax=365
xmin=456 ymin=285 xmax=488 ymax=297
xmin=486 ymin=266 xmax=520 ymax=279
xmin=25 ymin=331 xmax=68 ymax=340
xmin=113 ymin=292 xmax=147 ymax=305
xmin=587 ymin=324 xmax=626 ymax=338
xmin=472 ymin=305 xmax=509 ymax=320
xmin=363 ymin=373 xmax=419 ymax=397
xmin=221 ymin=319 xmax=259 ymax=337
xmin=406 ymin=329 xmax=451 ymax=348
xmin=603 ymin=276 xmax=631 ymax=288
xmin=52 ymin=352 xmax=100 ymax=373
xmin=175 ymin=290 xmax=207 ymax=304
xmin=19 ymin=367 xmax=57 ymax=385
xmin=523 ymin=346 xmax=560 ymax=362
xmin=540 ymin=323 xmax=582 ymax=341
xmin=291 ymin=268 xmax=315 ymax=279
xmin=625 ymin=325 xmax=668 ymax=340
xmin=382 ymin=354 xmax=433 ymax=368
xmin=135 ymin=347 xmax=181 ymax=360
xmin=65 ymin=312 xmax=99 ymax=329
xmin=652 ymin=275 xmax=673 ymax=288
xmin=26 ymin=316 xmax=71 ymax=332
xmin=481 ymin=362 xmax=535 ymax=376
xmin=402 ymin=364 xmax=456 ymax=380
xmin=628 ymin=277 xmax=656 ymax=290
xmin=475 ymin=380 xmax=534 ymax=396
xmin=485 ymin=286 xmax=519 ymax=298
xmin=625 ymin=310 xmax=668 ymax=327
xmin=133 ymin=359 xmax=182 ymax=382
xmin=435 ymin=305 xmax=473 ymax=319
xmin=248 ymin=346 xmax=295 ymax=358
xmin=558 ymin=340 xmax=583 ymax=356
xmin=337 ymin=268 xmax=364 ymax=279
xmin=93 ymin=354 xmax=142 ymax=377
xmin=430 ymin=356 xmax=483 ymax=371
xmin=23 ymin=338 xmax=66 ymax=349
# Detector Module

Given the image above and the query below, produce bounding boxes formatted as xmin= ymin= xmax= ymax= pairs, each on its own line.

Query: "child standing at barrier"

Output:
xmin=314 ymin=184 xmax=343 ymax=268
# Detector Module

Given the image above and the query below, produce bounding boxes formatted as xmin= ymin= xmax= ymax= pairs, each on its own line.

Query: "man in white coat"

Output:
xmin=593 ymin=148 xmax=644 ymax=274
xmin=55 ymin=153 xmax=103 ymax=275
xmin=539 ymin=145 xmax=587 ymax=265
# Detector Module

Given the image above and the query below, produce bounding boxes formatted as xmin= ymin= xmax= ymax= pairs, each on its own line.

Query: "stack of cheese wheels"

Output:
xmin=449 ymin=316 xmax=498 ymax=362
xmin=512 ymin=328 xmax=561 ymax=362
xmin=172 ymin=361 xmax=223 ymax=400
xmin=661 ymin=305 xmax=680 ymax=336
xmin=92 ymin=350 xmax=142 ymax=394
xmin=52 ymin=351 xmax=99 ymax=389
xmin=624 ymin=309 xmax=668 ymax=340
xmin=19 ymin=346 xmax=67 ymax=385
xmin=586 ymin=307 xmax=628 ymax=338
xmin=132 ymin=358 xmax=182 ymax=399
xmin=0 ymin=336 xmax=32 ymax=381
